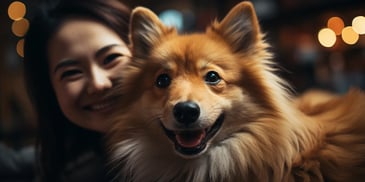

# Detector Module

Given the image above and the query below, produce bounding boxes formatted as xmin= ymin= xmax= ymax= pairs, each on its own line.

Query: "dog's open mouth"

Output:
xmin=161 ymin=114 xmax=225 ymax=156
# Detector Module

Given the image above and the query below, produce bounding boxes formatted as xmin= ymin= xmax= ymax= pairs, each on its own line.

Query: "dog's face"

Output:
xmin=112 ymin=2 xmax=287 ymax=160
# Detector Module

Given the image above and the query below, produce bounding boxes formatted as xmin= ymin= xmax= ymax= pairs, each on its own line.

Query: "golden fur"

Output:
xmin=107 ymin=1 xmax=365 ymax=181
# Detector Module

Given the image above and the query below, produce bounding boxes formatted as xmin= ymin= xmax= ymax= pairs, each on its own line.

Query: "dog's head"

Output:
xmin=113 ymin=1 xmax=289 ymax=160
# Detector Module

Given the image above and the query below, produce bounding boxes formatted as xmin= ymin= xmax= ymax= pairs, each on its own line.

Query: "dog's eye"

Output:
xmin=205 ymin=71 xmax=221 ymax=85
xmin=156 ymin=73 xmax=171 ymax=88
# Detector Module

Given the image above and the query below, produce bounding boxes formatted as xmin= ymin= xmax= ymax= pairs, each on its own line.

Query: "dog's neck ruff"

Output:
xmin=111 ymin=129 xmax=293 ymax=182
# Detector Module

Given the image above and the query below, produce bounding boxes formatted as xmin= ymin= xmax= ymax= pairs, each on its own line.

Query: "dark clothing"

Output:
xmin=60 ymin=150 xmax=113 ymax=182
xmin=0 ymin=143 xmax=35 ymax=182
xmin=0 ymin=143 xmax=113 ymax=182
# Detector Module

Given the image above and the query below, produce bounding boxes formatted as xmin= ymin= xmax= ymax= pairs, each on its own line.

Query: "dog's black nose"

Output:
xmin=173 ymin=101 xmax=200 ymax=125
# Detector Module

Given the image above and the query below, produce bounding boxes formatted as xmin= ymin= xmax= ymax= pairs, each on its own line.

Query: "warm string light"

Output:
xmin=318 ymin=15 xmax=364 ymax=48
xmin=8 ymin=1 xmax=27 ymax=58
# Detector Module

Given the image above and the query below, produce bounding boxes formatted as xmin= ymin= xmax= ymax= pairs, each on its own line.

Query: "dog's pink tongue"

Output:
xmin=176 ymin=130 xmax=206 ymax=148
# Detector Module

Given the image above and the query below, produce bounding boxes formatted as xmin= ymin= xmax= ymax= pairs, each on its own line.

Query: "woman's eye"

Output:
xmin=60 ymin=70 xmax=82 ymax=80
xmin=155 ymin=73 xmax=171 ymax=88
xmin=103 ymin=53 xmax=122 ymax=65
xmin=204 ymin=71 xmax=221 ymax=85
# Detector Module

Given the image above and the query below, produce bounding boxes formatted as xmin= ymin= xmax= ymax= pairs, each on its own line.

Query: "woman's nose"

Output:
xmin=87 ymin=66 xmax=112 ymax=94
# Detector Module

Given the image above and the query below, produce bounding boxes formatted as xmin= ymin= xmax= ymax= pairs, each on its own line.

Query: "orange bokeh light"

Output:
xmin=327 ymin=17 xmax=344 ymax=36
xmin=341 ymin=26 xmax=359 ymax=45
xmin=8 ymin=1 xmax=26 ymax=21
xmin=16 ymin=39 xmax=25 ymax=57
xmin=11 ymin=18 xmax=29 ymax=37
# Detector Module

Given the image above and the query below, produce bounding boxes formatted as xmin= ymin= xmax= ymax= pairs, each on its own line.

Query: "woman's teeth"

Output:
xmin=90 ymin=102 xmax=112 ymax=110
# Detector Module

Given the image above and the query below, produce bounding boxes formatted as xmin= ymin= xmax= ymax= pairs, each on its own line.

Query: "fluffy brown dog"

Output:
xmin=107 ymin=1 xmax=365 ymax=181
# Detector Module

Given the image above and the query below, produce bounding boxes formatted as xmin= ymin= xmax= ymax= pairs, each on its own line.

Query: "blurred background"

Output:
xmin=0 ymin=0 xmax=364 ymax=149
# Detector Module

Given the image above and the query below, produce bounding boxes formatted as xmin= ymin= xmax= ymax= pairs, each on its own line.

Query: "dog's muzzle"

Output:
xmin=161 ymin=101 xmax=225 ymax=157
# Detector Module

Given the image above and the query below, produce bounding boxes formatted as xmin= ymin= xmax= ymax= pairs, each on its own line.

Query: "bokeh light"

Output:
xmin=8 ymin=1 xmax=26 ymax=21
xmin=318 ymin=28 xmax=337 ymax=48
xmin=352 ymin=16 xmax=365 ymax=35
xmin=341 ymin=26 xmax=359 ymax=45
xmin=159 ymin=10 xmax=183 ymax=32
xmin=16 ymin=39 xmax=25 ymax=57
xmin=327 ymin=16 xmax=344 ymax=35
xmin=11 ymin=18 xmax=29 ymax=37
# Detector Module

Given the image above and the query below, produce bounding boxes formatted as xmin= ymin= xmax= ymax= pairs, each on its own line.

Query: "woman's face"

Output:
xmin=48 ymin=18 xmax=131 ymax=132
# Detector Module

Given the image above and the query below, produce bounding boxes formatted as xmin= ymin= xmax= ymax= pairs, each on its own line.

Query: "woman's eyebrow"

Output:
xmin=53 ymin=59 xmax=79 ymax=73
xmin=94 ymin=44 xmax=121 ymax=58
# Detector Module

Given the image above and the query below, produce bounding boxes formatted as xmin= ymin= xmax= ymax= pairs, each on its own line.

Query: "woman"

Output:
xmin=23 ymin=0 xmax=131 ymax=181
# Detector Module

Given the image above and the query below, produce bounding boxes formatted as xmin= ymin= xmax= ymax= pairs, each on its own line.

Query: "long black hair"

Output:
xmin=23 ymin=0 xmax=130 ymax=180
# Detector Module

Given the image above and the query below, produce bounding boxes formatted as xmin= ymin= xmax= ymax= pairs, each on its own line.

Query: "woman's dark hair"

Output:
xmin=23 ymin=0 xmax=130 ymax=180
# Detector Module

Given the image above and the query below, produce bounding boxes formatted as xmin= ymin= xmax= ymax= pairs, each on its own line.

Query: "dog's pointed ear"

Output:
xmin=210 ymin=2 xmax=262 ymax=53
xmin=130 ymin=7 xmax=175 ymax=57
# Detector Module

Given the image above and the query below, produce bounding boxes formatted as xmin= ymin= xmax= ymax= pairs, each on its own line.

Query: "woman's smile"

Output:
xmin=84 ymin=97 xmax=118 ymax=113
